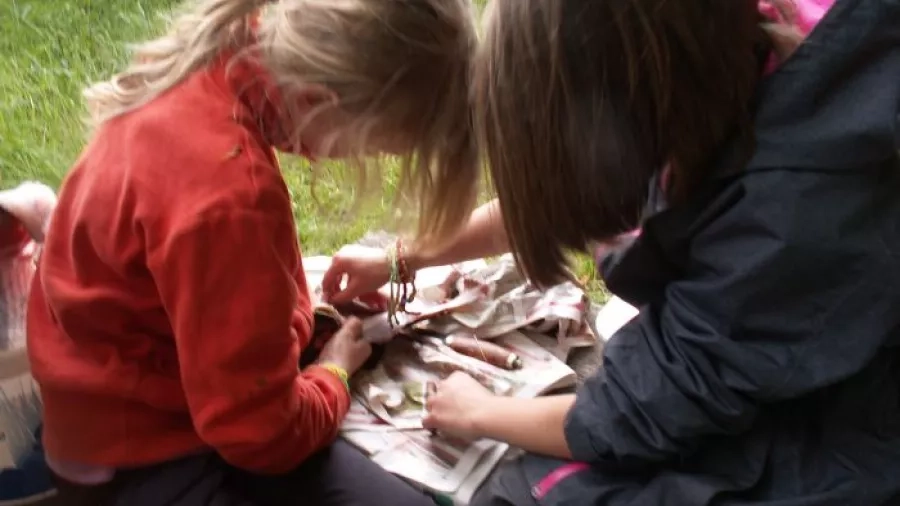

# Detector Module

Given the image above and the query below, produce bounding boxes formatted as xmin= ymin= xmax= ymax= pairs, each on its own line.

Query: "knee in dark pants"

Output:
xmin=469 ymin=461 xmax=538 ymax=506
xmin=49 ymin=474 xmax=118 ymax=506
xmin=239 ymin=440 xmax=435 ymax=506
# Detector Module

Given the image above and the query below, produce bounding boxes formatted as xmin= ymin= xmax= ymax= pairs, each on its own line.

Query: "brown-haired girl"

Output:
xmin=324 ymin=0 xmax=900 ymax=504
xmin=26 ymin=0 xmax=476 ymax=504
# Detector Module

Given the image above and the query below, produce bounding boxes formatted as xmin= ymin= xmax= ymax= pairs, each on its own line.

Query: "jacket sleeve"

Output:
xmin=147 ymin=207 xmax=350 ymax=474
xmin=565 ymin=170 xmax=898 ymax=467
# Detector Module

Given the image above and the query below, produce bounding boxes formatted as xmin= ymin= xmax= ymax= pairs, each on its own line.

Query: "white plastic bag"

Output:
xmin=0 ymin=182 xmax=57 ymax=504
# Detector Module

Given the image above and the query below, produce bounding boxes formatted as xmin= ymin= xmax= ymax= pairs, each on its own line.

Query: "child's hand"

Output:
xmin=317 ymin=317 xmax=372 ymax=375
xmin=422 ymin=372 xmax=494 ymax=440
xmin=321 ymin=245 xmax=391 ymax=305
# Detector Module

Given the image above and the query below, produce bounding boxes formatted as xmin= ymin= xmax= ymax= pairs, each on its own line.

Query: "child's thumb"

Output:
xmin=330 ymin=280 xmax=362 ymax=305
xmin=337 ymin=317 xmax=363 ymax=340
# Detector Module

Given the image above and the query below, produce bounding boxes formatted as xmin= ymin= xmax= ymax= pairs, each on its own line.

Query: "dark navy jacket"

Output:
xmin=564 ymin=1 xmax=900 ymax=504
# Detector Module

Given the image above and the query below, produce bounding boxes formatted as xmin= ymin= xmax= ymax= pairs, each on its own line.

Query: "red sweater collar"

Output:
xmin=214 ymin=51 xmax=316 ymax=161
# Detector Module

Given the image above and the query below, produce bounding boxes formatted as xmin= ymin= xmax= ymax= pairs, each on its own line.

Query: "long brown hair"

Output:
xmin=475 ymin=0 xmax=798 ymax=287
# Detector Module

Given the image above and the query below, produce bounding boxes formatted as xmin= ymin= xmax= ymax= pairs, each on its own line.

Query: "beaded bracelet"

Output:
xmin=386 ymin=243 xmax=399 ymax=325
xmin=320 ymin=363 xmax=350 ymax=392
xmin=386 ymin=238 xmax=417 ymax=327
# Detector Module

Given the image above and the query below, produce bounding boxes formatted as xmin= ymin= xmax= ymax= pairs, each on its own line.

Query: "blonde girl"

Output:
xmin=26 ymin=0 xmax=476 ymax=504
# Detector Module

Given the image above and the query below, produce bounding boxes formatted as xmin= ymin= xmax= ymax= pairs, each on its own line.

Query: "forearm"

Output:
xmin=409 ymin=199 xmax=508 ymax=270
xmin=473 ymin=394 xmax=575 ymax=459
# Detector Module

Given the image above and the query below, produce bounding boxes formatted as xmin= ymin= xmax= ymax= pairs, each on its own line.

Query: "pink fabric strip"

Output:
xmin=530 ymin=462 xmax=591 ymax=500
xmin=759 ymin=0 xmax=834 ymax=35
xmin=759 ymin=0 xmax=835 ymax=73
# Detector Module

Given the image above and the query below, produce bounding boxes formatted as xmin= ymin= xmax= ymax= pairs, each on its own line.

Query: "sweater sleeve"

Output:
xmin=147 ymin=207 xmax=350 ymax=474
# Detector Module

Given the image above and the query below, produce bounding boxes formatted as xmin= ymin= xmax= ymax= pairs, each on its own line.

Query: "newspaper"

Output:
xmin=340 ymin=331 xmax=575 ymax=502
xmin=304 ymin=256 xmax=590 ymax=503
xmin=304 ymin=254 xmax=600 ymax=356
xmin=396 ymin=255 xmax=596 ymax=351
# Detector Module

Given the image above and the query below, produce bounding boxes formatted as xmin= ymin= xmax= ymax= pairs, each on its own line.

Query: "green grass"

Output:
xmin=0 ymin=0 xmax=394 ymax=254
xmin=0 ymin=0 xmax=605 ymax=299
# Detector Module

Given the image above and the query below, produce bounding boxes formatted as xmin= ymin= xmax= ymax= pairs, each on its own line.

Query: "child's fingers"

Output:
xmin=320 ymin=263 xmax=345 ymax=299
xmin=330 ymin=279 xmax=363 ymax=305
xmin=337 ymin=317 xmax=363 ymax=341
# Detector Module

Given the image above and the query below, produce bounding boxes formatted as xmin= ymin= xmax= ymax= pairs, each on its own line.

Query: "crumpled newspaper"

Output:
xmin=402 ymin=255 xmax=598 ymax=350
xmin=1 ymin=182 xmax=57 ymax=351
xmin=304 ymin=253 xmax=600 ymax=352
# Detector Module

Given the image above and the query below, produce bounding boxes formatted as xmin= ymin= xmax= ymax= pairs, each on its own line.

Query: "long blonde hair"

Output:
xmin=84 ymin=0 xmax=479 ymax=246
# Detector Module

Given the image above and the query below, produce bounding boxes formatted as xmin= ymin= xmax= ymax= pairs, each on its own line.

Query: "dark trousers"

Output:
xmin=469 ymin=454 xmax=597 ymax=506
xmin=51 ymin=440 xmax=436 ymax=506
xmin=469 ymin=458 xmax=539 ymax=506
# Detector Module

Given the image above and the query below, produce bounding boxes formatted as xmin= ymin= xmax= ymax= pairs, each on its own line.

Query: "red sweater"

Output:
xmin=26 ymin=55 xmax=349 ymax=474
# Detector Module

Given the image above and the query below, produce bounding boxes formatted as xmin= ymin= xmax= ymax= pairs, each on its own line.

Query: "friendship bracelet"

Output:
xmin=385 ymin=238 xmax=418 ymax=328
xmin=395 ymin=238 xmax=417 ymax=311
xmin=320 ymin=363 xmax=350 ymax=392
xmin=386 ymin=243 xmax=400 ymax=326
xmin=396 ymin=239 xmax=416 ymax=301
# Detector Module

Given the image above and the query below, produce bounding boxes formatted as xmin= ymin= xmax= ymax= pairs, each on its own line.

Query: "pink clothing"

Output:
xmin=760 ymin=0 xmax=835 ymax=73
xmin=759 ymin=0 xmax=834 ymax=34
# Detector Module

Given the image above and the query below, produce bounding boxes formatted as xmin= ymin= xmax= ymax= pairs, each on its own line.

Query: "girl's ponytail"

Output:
xmin=84 ymin=0 xmax=264 ymax=126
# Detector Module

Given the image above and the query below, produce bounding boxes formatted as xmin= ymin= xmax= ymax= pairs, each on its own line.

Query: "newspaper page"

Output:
xmin=301 ymin=255 xmax=594 ymax=502
xmin=303 ymin=254 xmax=600 ymax=354
xmin=399 ymin=255 xmax=598 ymax=350
xmin=0 ymin=349 xmax=41 ymax=471
xmin=340 ymin=331 xmax=576 ymax=499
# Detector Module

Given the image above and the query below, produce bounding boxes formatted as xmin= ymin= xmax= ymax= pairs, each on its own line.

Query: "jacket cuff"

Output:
xmin=563 ymin=388 xmax=605 ymax=464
